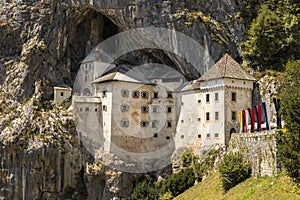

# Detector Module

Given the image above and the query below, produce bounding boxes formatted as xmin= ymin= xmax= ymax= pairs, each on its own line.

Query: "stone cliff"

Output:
xmin=0 ymin=0 xmax=268 ymax=199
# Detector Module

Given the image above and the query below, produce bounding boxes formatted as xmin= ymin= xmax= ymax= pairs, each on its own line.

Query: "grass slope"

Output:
xmin=175 ymin=172 xmax=300 ymax=200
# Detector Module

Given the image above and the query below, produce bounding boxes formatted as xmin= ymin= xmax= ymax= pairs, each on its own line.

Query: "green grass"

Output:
xmin=175 ymin=172 xmax=300 ymax=200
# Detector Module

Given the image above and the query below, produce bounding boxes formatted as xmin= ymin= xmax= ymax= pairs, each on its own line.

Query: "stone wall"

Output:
xmin=228 ymin=130 xmax=279 ymax=177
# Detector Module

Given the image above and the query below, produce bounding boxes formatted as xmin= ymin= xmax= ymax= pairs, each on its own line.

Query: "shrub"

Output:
xmin=219 ymin=153 xmax=251 ymax=192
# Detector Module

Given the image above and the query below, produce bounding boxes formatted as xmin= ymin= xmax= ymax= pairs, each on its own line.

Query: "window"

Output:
xmin=79 ymin=108 xmax=82 ymax=112
xmin=153 ymin=133 xmax=158 ymax=138
xmin=167 ymin=121 xmax=172 ymax=128
xmin=121 ymin=89 xmax=129 ymax=97
xmin=95 ymin=108 xmax=98 ymax=112
xmin=121 ymin=120 xmax=129 ymax=127
xmin=232 ymin=92 xmax=236 ymax=102
xmin=198 ymin=118 xmax=201 ymax=121
xmin=102 ymin=105 xmax=107 ymax=111
xmin=153 ymin=92 xmax=158 ymax=98
xmin=121 ymin=104 xmax=129 ymax=112
xmin=141 ymin=91 xmax=149 ymax=99
xmin=206 ymin=94 xmax=210 ymax=103
xmin=198 ymin=100 xmax=201 ymax=103
xmin=181 ymin=119 xmax=184 ymax=123
xmin=215 ymin=112 xmax=219 ymax=120
xmin=215 ymin=93 xmax=218 ymax=101
xmin=141 ymin=105 xmax=149 ymax=113
xmin=215 ymin=133 xmax=219 ymax=138
xmin=132 ymin=91 xmax=140 ymax=98
xmin=153 ymin=106 xmax=158 ymax=113
xmin=60 ymin=92 xmax=64 ymax=96
xmin=152 ymin=120 xmax=157 ymax=128
xmin=181 ymin=135 xmax=184 ymax=139
xmin=207 ymin=133 xmax=210 ymax=138
xmin=167 ymin=106 xmax=172 ymax=113
xmin=198 ymin=134 xmax=201 ymax=138
xmin=167 ymin=92 xmax=173 ymax=98
xmin=85 ymin=107 xmax=89 ymax=112
xmin=140 ymin=121 xmax=149 ymax=127
xmin=206 ymin=112 xmax=210 ymax=121
xmin=85 ymin=76 xmax=88 ymax=82
xmin=232 ymin=111 xmax=237 ymax=121
xmin=166 ymin=136 xmax=170 ymax=140
xmin=102 ymin=91 xmax=106 ymax=97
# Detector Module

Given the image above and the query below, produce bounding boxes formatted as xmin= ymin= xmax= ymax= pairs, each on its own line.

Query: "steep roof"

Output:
xmin=198 ymin=54 xmax=255 ymax=81
xmin=92 ymin=72 xmax=141 ymax=84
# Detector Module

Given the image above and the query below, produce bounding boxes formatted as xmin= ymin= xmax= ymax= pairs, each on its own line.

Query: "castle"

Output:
xmin=54 ymin=53 xmax=255 ymax=172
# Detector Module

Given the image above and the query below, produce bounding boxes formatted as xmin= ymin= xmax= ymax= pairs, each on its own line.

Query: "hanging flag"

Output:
xmin=238 ymin=111 xmax=243 ymax=133
xmin=262 ymin=102 xmax=270 ymax=130
xmin=257 ymin=104 xmax=262 ymax=132
xmin=242 ymin=110 xmax=246 ymax=133
xmin=251 ymin=108 xmax=255 ymax=132
xmin=273 ymin=98 xmax=282 ymax=128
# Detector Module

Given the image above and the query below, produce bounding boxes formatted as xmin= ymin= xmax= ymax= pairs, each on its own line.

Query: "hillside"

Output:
xmin=175 ymin=172 xmax=300 ymax=200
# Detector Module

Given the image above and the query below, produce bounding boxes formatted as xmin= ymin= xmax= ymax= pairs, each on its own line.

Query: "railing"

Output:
xmin=231 ymin=129 xmax=277 ymax=142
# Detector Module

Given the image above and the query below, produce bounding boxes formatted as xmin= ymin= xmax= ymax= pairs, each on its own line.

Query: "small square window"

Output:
xmin=215 ymin=133 xmax=219 ymax=138
xmin=121 ymin=89 xmax=129 ymax=97
xmin=95 ymin=108 xmax=98 ymax=112
xmin=153 ymin=133 xmax=158 ymax=138
xmin=198 ymin=100 xmax=201 ymax=103
xmin=167 ymin=107 xmax=172 ymax=113
xmin=181 ymin=135 xmax=184 ymax=139
xmin=153 ymin=106 xmax=158 ymax=113
xmin=206 ymin=94 xmax=210 ymax=103
xmin=215 ymin=112 xmax=219 ymax=120
xmin=141 ymin=106 xmax=149 ymax=113
xmin=132 ymin=91 xmax=140 ymax=98
xmin=79 ymin=108 xmax=83 ymax=112
xmin=102 ymin=105 xmax=107 ymax=111
xmin=167 ymin=92 xmax=173 ymax=98
xmin=121 ymin=120 xmax=129 ymax=127
xmin=153 ymin=92 xmax=159 ymax=98
xmin=85 ymin=107 xmax=89 ymax=112
xmin=60 ymin=92 xmax=64 ymax=96
xmin=167 ymin=121 xmax=172 ymax=128
xmin=166 ymin=136 xmax=170 ymax=140
xmin=198 ymin=134 xmax=201 ymax=138
xmin=140 ymin=121 xmax=149 ymax=127
xmin=181 ymin=119 xmax=184 ymax=123
xmin=198 ymin=118 xmax=201 ymax=121
xmin=206 ymin=112 xmax=210 ymax=121
xmin=152 ymin=120 xmax=157 ymax=128
xmin=207 ymin=133 xmax=210 ymax=138
xmin=215 ymin=93 xmax=218 ymax=101
xmin=232 ymin=111 xmax=237 ymax=121
xmin=85 ymin=76 xmax=88 ymax=82
xmin=232 ymin=92 xmax=236 ymax=102
xmin=141 ymin=91 xmax=149 ymax=99
xmin=121 ymin=104 xmax=129 ymax=112
xmin=102 ymin=91 xmax=106 ymax=96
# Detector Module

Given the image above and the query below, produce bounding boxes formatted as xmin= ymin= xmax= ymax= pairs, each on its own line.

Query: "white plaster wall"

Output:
xmin=54 ymin=88 xmax=72 ymax=104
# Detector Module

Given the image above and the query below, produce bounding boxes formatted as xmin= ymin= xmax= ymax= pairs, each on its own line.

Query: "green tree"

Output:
xmin=277 ymin=59 xmax=300 ymax=183
xmin=241 ymin=1 xmax=300 ymax=71
xmin=131 ymin=175 xmax=159 ymax=200
xmin=219 ymin=153 xmax=251 ymax=192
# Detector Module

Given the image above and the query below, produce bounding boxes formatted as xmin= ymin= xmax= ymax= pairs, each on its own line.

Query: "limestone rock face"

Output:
xmin=0 ymin=0 xmax=251 ymax=101
xmin=0 ymin=0 xmax=260 ymax=199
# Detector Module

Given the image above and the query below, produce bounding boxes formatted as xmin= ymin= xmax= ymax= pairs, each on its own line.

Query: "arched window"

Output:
xmin=120 ymin=120 xmax=129 ymax=127
xmin=82 ymin=88 xmax=91 ymax=96
xmin=140 ymin=121 xmax=149 ymax=127
xmin=141 ymin=105 xmax=149 ymax=113
xmin=141 ymin=91 xmax=149 ymax=99
xmin=121 ymin=89 xmax=129 ymax=97
xmin=132 ymin=90 xmax=140 ymax=98
xmin=120 ymin=104 xmax=129 ymax=112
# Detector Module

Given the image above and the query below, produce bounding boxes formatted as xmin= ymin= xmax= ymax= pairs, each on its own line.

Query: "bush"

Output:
xmin=219 ymin=153 xmax=251 ymax=192
xmin=131 ymin=175 xmax=159 ymax=200
xmin=160 ymin=167 xmax=195 ymax=197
